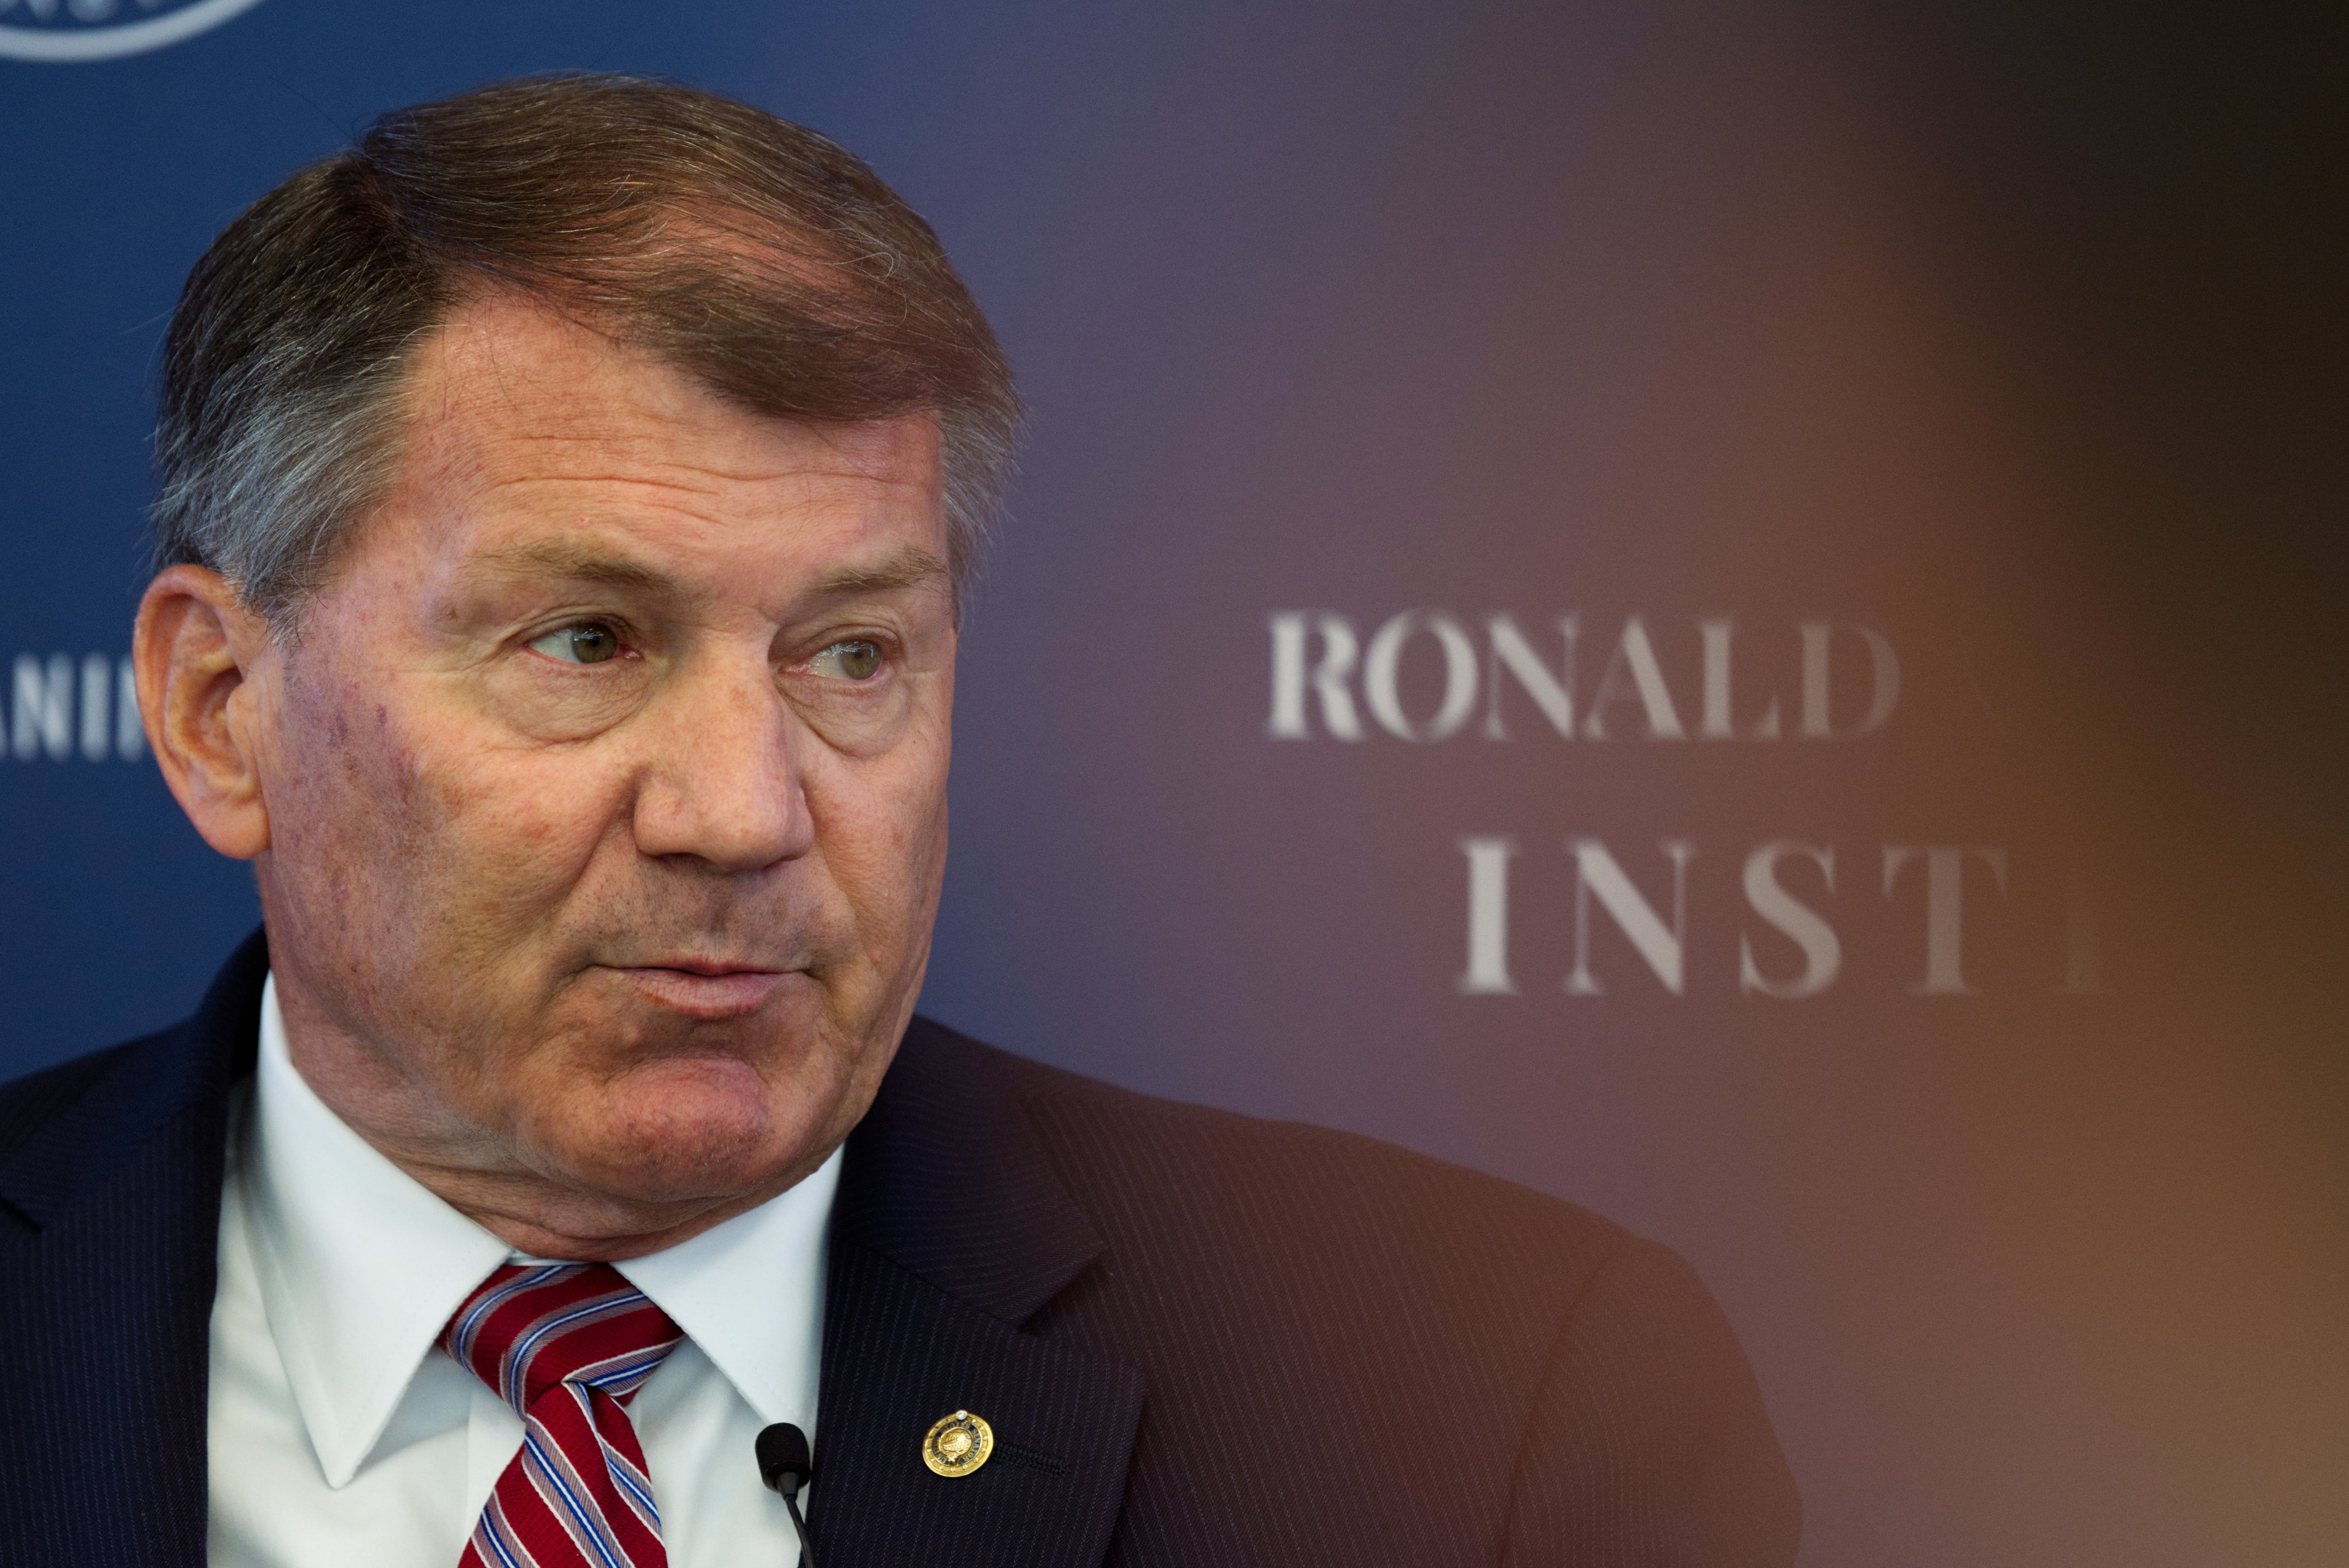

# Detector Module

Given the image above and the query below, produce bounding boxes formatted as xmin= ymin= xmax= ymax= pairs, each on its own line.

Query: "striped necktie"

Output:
xmin=440 ymin=1262 xmax=686 ymax=1568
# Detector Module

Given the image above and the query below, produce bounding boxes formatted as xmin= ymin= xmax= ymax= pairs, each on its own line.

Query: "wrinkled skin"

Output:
xmin=135 ymin=294 xmax=957 ymax=1259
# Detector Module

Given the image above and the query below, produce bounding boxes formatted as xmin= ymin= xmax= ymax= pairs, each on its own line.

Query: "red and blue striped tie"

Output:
xmin=440 ymin=1262 xmax=686 ymax=1568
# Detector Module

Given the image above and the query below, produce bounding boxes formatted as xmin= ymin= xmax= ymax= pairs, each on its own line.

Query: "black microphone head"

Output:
xmin=756 ymin=1422 xmax=814 ymax=1499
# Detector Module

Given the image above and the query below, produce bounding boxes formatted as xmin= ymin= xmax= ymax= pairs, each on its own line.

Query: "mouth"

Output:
xmin=603 ymin=961 xmax=800 ymax=1020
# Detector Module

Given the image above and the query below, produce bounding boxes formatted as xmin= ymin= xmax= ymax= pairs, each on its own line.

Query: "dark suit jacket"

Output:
xmin=0 ymin=932 xmax=1799 ymax=1565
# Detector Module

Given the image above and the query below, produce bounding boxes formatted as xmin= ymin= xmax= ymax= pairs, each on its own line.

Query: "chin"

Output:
xmin=542 ymin=1068 xmax=817 ymax=1206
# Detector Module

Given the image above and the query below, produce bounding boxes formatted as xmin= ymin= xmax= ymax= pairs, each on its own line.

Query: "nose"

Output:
xmin=629 ymin=652 xmax=813 ymax=873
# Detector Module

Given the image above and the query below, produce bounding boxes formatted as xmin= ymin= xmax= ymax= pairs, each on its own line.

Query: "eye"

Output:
xmin=810 ymin=639 xmax=884 ymax=681
xmin=528 ymin=621 xmax=625 ymax=665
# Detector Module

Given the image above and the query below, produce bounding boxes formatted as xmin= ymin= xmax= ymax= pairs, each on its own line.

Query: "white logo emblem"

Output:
xmin=0 ymin=0 xmax=269 ymax=62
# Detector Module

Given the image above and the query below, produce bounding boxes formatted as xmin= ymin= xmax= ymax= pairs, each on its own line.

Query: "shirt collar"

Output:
xmin=616 ymin=1143 xmax=837 ymax=1429
xmin=243 ymin=972 xmax=840 ymax=1486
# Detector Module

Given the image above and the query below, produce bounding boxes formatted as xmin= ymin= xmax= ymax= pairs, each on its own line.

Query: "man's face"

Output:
xmin=246 ymin=294 xmax=954 ymax=1236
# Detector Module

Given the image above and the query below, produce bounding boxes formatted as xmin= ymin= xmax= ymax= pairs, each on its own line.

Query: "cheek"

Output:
xmin=422 ymin=752 xmax=641 ymax=936
xmin=806 ymin=741 xmax=952 ymax=937
xmin=266 ymin=678 xmax=419 ymax=859
xmin=270 ymin=670 xmax=622 ymax=934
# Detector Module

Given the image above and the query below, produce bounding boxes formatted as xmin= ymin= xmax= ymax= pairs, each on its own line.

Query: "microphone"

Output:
xmin=755 ymin=1422 xmax=816 ymax=1567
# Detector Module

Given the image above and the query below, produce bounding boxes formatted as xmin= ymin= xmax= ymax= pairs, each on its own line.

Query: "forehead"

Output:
xmin=373 ymin=293 xmax=944 ymax=575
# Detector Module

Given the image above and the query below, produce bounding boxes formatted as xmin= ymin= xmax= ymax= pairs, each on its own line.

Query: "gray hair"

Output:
xmin=151 ymin=73 xmax=1020 ymax=628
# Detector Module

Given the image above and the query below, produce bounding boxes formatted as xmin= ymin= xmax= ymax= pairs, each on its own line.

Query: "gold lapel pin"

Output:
xmin=922 ymin=1409 xmax=995 ymax=1477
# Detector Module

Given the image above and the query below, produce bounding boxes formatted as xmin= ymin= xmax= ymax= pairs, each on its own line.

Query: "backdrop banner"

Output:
xmin=4 ymin=3 xmax=2342 ymax=1565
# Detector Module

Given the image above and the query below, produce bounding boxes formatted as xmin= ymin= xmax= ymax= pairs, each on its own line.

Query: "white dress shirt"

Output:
xmin=208 ymin=974 xmax=835 ymax=1568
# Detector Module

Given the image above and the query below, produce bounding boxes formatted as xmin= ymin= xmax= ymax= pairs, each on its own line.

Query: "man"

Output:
xmin=0 ymin=75 xmax=1798 ymax=1568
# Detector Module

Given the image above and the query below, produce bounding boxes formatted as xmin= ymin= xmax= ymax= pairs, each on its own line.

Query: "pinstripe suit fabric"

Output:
xmin=0 ymin=930 xmax=1798 ymax=1566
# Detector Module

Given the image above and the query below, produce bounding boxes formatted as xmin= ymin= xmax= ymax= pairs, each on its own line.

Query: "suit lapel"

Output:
xmin=809 ymin=1020 xmax=1144 ymax=1568
xmin=0 ymin=928 xmax=266 ymax=1568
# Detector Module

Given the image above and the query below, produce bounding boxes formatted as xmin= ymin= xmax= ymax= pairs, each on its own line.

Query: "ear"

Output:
xmin=133 ymin=565 xmax=276 ymax=860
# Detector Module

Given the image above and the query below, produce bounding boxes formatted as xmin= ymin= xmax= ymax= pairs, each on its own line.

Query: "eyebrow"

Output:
xmin=810 ymin=544 xmax=953 ymax=599
xmin=473 ymin=538 xmax=952 ymax=604
xmin=476 ymin=540 xmax=684 ymax=594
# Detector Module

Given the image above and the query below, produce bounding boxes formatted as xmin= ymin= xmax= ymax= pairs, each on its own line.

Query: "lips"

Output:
xmin=606 ymin=963 xmax=798 ymax=1020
